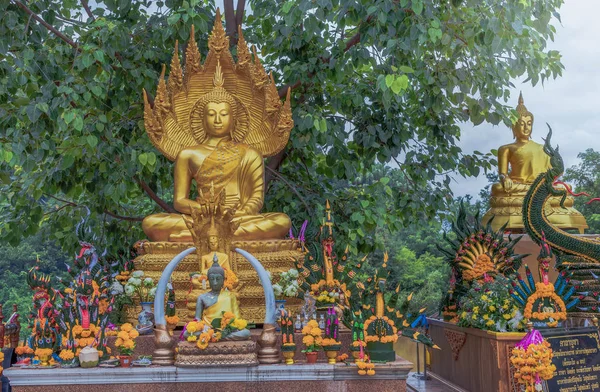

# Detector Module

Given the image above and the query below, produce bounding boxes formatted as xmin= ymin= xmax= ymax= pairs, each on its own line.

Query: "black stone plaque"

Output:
xmin=541 ymin=327 xmax=600 ymax=392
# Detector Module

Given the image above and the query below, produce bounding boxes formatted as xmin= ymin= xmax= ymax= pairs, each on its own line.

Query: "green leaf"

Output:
xmin=81 ymin=53 xmax=94 ymax=68
xmin=282 ymin=1 xmax=293 ymax=14
xmin=139 ymin=153 xmax=148 ymax=166
xmin=313 ymin=118 xmax=320 ymax=131
xmin=385 ymin=75 xmax=394 ymax=88
xmin=147 ymin=152 xmax=156 ymax=165
xmin=167 ymin=13 xmax=181 ymax=25
xmin=61 ymin=155 xmax=75 ymax=170
xmin=399 ymin=66 xmax=414 ymax=74
xmin=380 ymin=177 xmax=390 ymax=185
xmin=63 ymin=111 xmax=75 ymax=125
xmin=412 ymin=0 xmax=423 ymax=15
xmin=73 ymin=116 xmax=84 ymax=132
xmin=93 ymin=51 xmax=105 ymax=63
xmin=86 ymin=135 xmax=98 ymax=148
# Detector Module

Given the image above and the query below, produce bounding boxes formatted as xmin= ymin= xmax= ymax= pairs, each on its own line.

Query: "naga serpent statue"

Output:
xmin=522 ymin=125 xmax=600 ymax=320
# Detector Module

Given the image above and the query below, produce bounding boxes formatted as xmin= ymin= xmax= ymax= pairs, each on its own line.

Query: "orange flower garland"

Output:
xmin=510 ymin=340 xmax=555 ymax=391
xmin=463 ymin=254 xmax=495 ymax=281
xmin=524 ymin=283 xmax=567 ymax=327
xmin=363 ymin=316 xmax=398 ymax=344
xmin=356 ymin=360 xmax=375 ymax=376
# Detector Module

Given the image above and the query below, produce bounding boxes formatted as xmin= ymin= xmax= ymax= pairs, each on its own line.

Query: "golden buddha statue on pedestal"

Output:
xmin=482 ymin=93 xmax=588 ymax=233
xmin=134 ymin=11 xmax=303 ymax=323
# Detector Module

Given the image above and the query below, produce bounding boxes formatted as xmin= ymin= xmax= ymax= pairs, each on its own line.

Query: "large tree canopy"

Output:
xmin=0 ymin=0 xmax=564 ymax=254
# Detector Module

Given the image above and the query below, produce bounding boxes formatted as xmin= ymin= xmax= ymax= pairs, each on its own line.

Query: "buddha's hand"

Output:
xmin=502 ymin=177 xmax=513 ymax=192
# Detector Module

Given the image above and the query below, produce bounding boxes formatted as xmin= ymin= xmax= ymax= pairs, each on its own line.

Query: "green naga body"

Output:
xmin=522 ymin=126 xmax=600 ymax=318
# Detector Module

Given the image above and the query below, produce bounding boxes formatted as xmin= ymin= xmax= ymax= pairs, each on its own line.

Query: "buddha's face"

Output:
xmin=513 ymin=115 xmax=533 ymax=139
xmin=204 ymin=102 xmax=233 ymax=137
xmin=208 ymin=235 xmax=218 ymax=251
xmin=208 ymin=273 xmax=224 ymax=291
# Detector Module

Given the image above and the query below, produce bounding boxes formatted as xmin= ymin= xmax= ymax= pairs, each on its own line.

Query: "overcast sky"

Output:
xmin=450 ymin=0 xmax=600 ymax=199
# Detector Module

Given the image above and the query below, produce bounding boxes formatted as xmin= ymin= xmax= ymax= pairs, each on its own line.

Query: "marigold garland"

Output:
xmin=463 ymin=254 xmax=495 ymax=281
xmin=510 ymin=340 xmax=555 ymax=391
xmin=165 ymin=315 xmax=180 ymax=325
xmin=356 ymin=360 xmax=375 ymax=376
xmin=524 ymin=283 xmax=567 ymax=327
xmin=59 ymin=350 xmax=75 ymax=361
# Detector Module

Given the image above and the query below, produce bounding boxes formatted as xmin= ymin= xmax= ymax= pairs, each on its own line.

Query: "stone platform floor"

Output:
xmin=4 ymin=360 xmax=412 ymax=392
xmin=407 ymin=372 xmax=466 ymax=392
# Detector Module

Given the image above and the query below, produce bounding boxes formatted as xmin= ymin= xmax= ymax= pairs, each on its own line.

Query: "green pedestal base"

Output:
xmin=367 ymin=341 xmax=395 ymax=363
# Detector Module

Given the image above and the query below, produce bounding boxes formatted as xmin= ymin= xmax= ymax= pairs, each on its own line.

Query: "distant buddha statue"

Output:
xmin=141 ymin=14 xmax=294 ymax=243
xmin=196 ymin=260 xmax=250 ymax=341
xmin=482 ymin=93 xmax=588 ymax=233
xmin=201 ymin=225 xmax=230 ymax=274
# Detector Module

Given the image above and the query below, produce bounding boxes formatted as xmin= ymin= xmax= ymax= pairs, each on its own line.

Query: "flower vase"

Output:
xmin=325 ymin=349 xmax=338 ymax=364
xmin=137 ymin=302 xmax=155 ymax=335
xmin=119 ymin=355 xmax=132 ymax=367
xmin=282 ymin=350 xmax=295 ymax=365
xmin=38 ymin=353 xmax=51 ymax=367
xmin=305 ymin=352 xmax=318 ymax=364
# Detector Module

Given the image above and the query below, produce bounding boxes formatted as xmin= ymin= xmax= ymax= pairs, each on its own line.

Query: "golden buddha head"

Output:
xmin=190 ymin=61 xmax=247 ymax=143
xmin=512 ymin=92 xmax=534 ymax=140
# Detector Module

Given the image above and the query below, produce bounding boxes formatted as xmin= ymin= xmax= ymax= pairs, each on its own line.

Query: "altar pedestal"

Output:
xmin=428 ymin=319 xmax=525 ymax=392
xmin=4 ymin=360 xmax=412 ymax=392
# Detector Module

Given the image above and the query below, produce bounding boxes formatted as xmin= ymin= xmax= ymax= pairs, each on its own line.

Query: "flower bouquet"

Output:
xmin=124 ymin=271 xmax=157 ymax=303
xmin=458 ymin=276 xmax=525 ymax=332
xmin=301 ymin=319 xmax=322 ymax=363
xmin=212 ymin=312 xmax=248 ymax=339
xmin=510 ymin=327 xmax=556 ymax=391
xmin=183 ymin=320 xmax=217 ymax=350
xmin=15 ymin=344 xmax=34 ymax=366
xmin=115 ymin=323 xmax=139 ymax=367
xmin=273 ymin=268 xmax=300 ymax=299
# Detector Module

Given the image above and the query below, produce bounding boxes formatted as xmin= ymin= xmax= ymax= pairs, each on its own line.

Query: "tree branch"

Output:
xmin=264 ymin=150 xmax=287 ymax=186
xmin=223 ymin=0 xmax=237 ymax=43
xmin=11 ymin=0 xmax=80 ymax=51
xmin=104 ymin=210 xmax=144 ymax=222
xmin=81 ymin=0 xmax=95 ymax=21
xmin=235 ymin=0 xmax=246 ymax=27
xmin=265 ymin=166 xmax=310 ymax=213
xmin=135 ymin=177 xmax=176 ymax=213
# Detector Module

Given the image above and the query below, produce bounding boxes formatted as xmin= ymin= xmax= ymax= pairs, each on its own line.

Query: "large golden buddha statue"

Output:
xmin=141 ymin=12 xmax=293 ymax=242
xmin=134 ymin=12 xmax=305 ymax=324
xmin=482 ymin=93 xmax=588 ymax=233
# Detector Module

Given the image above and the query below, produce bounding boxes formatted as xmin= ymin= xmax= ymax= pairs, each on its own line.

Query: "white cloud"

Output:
xmin=451 ymin=0 xmax=600 ymax=198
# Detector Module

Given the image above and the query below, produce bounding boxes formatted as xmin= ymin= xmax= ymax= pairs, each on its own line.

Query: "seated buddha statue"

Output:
xmin=141 ymin=19 xmax=295 ymax=243
xmin=482 ymin=93 xmax=588 ymax=233
xmin=196 ymin=260 xmax=250 ymax=341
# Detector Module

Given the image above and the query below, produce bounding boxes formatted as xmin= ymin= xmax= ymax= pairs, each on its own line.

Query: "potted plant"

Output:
xmin=301 ymin=319 xmax=322 ymax=363
xmin=116 ymin=323 xmax=139 ymax=367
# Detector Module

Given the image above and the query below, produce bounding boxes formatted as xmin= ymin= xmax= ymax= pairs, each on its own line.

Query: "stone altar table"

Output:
xmin=4 ymin=360 xmax=412 ymax=392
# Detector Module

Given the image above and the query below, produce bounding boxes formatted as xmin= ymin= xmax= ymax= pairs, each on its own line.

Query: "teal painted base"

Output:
xmin=366 ymin=341 xmax=395 ymax=363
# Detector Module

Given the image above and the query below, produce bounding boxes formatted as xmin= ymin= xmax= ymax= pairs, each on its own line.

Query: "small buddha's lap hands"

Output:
xmin=502 ymin=177 xmax=513 ymax=192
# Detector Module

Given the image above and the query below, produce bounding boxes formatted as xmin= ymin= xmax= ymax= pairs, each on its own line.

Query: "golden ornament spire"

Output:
xmin=515 ymin=91 xmax=533 ymax=120
xmin=167 ymin=40 xmax=183 ymax=95
xmin=208 ymin=8 xmax=228 ymax=55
